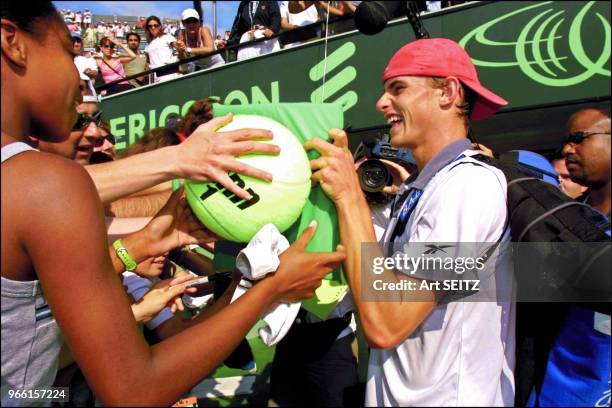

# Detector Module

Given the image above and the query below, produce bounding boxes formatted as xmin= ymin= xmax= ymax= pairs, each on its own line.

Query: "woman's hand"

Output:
xmin=266 ymin=221 xmax=346 ymax=303
xmin=131 ymin=274 xmax=198 ymax=323
xmin=175 ymin=40 xmax=187 ymax=52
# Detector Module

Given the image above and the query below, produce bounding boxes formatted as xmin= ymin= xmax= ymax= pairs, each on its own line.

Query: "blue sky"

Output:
xmin=53 ymin=1 xmax=241 ymax=36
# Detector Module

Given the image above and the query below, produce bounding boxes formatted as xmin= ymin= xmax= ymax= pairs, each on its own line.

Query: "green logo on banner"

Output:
xmin=459 ymin=1 xmax=610 ymax=86
xmin=309 ymin=42 xmax=358 ymax=111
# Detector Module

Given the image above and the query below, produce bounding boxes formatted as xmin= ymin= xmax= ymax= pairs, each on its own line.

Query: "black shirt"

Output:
xmin=228 ymin=1 xmax=281 ymax=46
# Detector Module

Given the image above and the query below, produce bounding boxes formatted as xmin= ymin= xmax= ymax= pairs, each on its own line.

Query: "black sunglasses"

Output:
xmin=563 ymin=131 xmax=611 ymax=145
xmin=73 ymin=111 xmax=103 ymax=131
xmin=147 ymin=23 xmax=160 ymax=28
xmin=105 ymin=133 xmax=116 ymax=145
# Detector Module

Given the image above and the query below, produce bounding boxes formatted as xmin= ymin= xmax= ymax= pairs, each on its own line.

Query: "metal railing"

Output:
xmin=95 ymin=13 xmax=357 ymax=93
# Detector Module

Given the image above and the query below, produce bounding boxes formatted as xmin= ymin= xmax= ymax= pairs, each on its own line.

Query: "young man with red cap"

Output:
xmin=306 ymin=38 xmax=515 ymax=406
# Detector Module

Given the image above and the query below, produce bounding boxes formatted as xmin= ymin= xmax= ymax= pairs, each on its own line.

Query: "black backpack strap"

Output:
xmin=519 ymin=180 xmax=610 ymax=242
xmin=507 ymin=177 xmax=541 ymax=187
xmin=517 ymin=201 xmax=594 ymax=242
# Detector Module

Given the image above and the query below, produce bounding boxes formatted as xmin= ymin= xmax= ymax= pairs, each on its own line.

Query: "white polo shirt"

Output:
xmin=145 ymin=34 xmax=178 ymax=69
xmin=367 ymin=141 xmax=516 ymax=406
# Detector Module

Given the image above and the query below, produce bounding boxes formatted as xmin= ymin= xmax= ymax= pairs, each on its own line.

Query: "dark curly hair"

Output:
xmin=178 ymin=98 xmax=217 ymax=136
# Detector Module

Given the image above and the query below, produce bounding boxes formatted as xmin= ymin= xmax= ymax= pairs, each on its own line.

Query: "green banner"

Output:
xmin=101 ymin=1 xmax=610 ymax=151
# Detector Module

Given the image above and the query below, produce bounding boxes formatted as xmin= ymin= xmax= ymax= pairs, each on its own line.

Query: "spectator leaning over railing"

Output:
xmin=176 ymin=8 xmax=225 ymax=72
xmin=288 ymin=1 xmax=353 ymax=34
xmin=122 ymin=32 xmax=150 ymax=87
xmin=228 ymin=1 xmax=282 ymax=61
xmin=279 ymin=1 xmax=321 ymax=48
xmin=95 ymin=36 xmax=137 ymax=95
xmin=144 ymin=15 xmax=186 ymax=83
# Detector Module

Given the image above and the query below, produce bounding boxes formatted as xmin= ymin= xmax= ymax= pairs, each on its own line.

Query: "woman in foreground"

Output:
xmin=0 ymin=2 xmax=345 ymax=405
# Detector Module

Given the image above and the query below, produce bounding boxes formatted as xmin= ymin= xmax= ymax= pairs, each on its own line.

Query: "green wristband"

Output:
xmin=113 ymin=239 xmax=137 ymax=272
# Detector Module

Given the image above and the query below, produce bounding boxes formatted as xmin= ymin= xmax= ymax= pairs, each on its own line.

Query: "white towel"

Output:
xmin=231 ymin=224 xmax=301 ymax=346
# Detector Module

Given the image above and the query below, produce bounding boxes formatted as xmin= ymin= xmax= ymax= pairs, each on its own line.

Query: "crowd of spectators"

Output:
xmin=64 ymin=1 xmax=467 ymax=98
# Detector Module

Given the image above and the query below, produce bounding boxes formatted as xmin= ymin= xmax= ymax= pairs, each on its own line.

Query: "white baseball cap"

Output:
xmin=181 ymin=8 xmax=200 ymax=22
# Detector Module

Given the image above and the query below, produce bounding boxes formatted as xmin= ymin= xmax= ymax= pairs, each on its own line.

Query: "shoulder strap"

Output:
xmin=2 ymin=142 xmax=37 ymax=163
xmin=101 ymin=58 xmax=126 ymax=80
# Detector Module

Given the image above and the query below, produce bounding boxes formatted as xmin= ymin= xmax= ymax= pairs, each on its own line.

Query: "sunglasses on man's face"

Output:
xmin=563 ymin=131 xmax=611 ymax=145
xmin=73 ymin=111 xmax=103 ymax=131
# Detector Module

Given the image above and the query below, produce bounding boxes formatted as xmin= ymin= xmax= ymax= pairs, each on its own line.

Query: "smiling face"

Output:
xmin=73 ymin=103 xmax=104 ymax=165
xmin=34 ymin=102 xmax=102 ymax=162
xmin=562 ymin=109 xmax=611 ymax=189
xmin=375 ymin=76 xmax=440 ymax=149
xmin=183 ymin=18 xmax=200 ymax=34
xmin=135 ymin=255 xmax=167 ymax=277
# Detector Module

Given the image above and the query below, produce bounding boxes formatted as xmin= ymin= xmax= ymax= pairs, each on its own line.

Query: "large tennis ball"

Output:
xmin=185 ymin=115 xmax=311 ymax=242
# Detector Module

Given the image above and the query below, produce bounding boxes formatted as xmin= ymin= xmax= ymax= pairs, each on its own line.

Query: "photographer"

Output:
xmin=354 ymin=135 xmax=415 ymax=200
xmin=306 ymin=38 xmax=514 ymax=406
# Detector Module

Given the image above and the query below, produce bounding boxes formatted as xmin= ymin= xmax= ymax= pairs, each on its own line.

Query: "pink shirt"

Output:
xmin=99 ymin=58 xmax=129 ymax=85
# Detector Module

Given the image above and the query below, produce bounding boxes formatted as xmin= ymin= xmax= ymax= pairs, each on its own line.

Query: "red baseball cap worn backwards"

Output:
xmin=382 ymin=38 xmax=508 ymax=121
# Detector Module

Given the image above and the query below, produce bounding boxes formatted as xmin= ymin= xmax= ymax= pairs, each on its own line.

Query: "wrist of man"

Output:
xmin=160 ymin=145 xmax=184 ymax=180
xmin=336 ymin=188 xmax=368 ymax=212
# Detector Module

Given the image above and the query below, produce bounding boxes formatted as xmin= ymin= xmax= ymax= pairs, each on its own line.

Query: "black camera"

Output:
xmin=354 ymin=135 xmax=416 ymax=203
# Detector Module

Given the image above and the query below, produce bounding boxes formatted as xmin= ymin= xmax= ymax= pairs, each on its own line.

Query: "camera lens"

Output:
xmin=358 ymin=159 xmax=392 ymax=192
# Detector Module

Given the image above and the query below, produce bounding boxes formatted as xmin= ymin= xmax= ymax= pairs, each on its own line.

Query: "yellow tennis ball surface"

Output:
xmin=185 ymin=115 xmax=312 ymax=242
